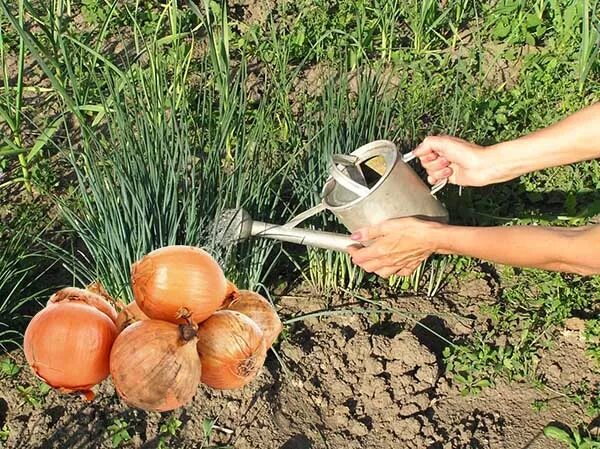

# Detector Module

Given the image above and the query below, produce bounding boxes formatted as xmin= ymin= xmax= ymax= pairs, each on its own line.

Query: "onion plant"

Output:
xmin=5 ymin=0 xmax=296 ymax=299
xmin=0 ymin=230 xmax=46 ymax=351
xmin=577 ymin=0 xmax=599 ymax=93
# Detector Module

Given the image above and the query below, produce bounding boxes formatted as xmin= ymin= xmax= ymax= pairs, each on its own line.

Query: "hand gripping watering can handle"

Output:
xmin=402 ymin=151 xmax=447 ymax=196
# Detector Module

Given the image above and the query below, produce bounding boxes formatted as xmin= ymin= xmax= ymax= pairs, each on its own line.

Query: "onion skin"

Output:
xmin=220 ymin=279 xmax=240 ymax=309
xmin=110 ymin=320 xmax=200 ymax=412
xmin=24 ymin=302 xmax=117 ymax=395
xmin=47 ymin=287 xmax=118 ymax=323
xmin=227 ymin=290 xmax=283 ymax=347
xmin=131 ymin=246 xmax=227 ymax=324
xmin=115 ymin=302 xmax=150 ymax=332
xmin=196 ymin=310 xmax=266 ymax=390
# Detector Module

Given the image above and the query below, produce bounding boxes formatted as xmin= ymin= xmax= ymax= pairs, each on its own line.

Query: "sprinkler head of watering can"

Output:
xmin=215 ymin=208 xmax=254 ymax=246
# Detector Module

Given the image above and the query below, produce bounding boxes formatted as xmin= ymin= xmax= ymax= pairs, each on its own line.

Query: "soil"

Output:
xmin=1 ymin=276 xmax=598 ymax=449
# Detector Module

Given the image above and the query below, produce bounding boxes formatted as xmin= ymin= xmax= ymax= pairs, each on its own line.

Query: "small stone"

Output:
xmin=398 ymin=402 xmax=421 ymax=417
xmin=392 ymin=417 xmax=422 ymax=440
xmin=547 ymin=362 xmax=562 ymax=380
xmin=415 ymin=364 xmax=438 ymax=386
xmin=565 ymin=317 xmax=586 ymax=332
xmin=348 ymin=420 xmax=369 ymax=436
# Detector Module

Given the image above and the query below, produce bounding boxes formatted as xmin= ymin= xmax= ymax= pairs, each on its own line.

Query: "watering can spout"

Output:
xmin=216 ymin=208 xmax=357 ymax=252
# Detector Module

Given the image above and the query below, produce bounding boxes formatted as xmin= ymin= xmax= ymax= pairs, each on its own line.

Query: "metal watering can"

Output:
xmin=218 ymin=140 xmax=448 ymax=252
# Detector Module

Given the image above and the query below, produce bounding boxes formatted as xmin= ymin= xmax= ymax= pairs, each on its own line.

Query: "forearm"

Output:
xmin=432 ymin=223 xmax=600 ymax=276
xmin=484 ymin=103 xmax=600 ymax=183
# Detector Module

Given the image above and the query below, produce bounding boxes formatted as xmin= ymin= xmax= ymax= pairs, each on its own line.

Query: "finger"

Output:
xmin=350 ymin=222 xmax=387 ymax=242
xmin=432 ymin=167 xmax=453 ymax=181
xmin=413 ymin=142 xmax=434 ymax=158
xmin=421 ymin=157 xmax=449 ymax=172
xmin=418 ymin=152 xmax=438 ymax=163
xmin=396 ymin=267 xmax=415 ymax=277
xmin=350 ymin=244 xmax=391 ymax=264
xmin=413 ymin=136 xmax=448 ymax=158
xmin=357 ymin=257 xmax=391 ymax=273
xmin=375 ymin=266 xmax=398 ymax=279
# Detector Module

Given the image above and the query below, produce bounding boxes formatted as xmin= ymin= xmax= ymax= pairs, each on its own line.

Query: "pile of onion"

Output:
xmin=110 ymin=320 xmax=200 ymax=412
xmin=225 ymin=290 xmax=282 ymax=347
xmin=24 ymin=287 xmax=118 ymax=400
xmin=196 ymin=310 xmax=267 ymax=389
xmin=131 ymin=246 xmax=227 ymax=324
xmin=23 ymin=245 xmax=284 ymax=411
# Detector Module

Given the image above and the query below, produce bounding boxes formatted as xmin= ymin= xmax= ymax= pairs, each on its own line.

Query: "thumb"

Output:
xmin=350 ymin=222 xmax=386 ymax=241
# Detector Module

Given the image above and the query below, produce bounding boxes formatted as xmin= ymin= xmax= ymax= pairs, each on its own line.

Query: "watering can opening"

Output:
xmin=323 ymin=154 xmax=389 ymax=207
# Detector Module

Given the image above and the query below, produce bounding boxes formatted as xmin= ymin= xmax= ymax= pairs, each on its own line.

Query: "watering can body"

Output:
xmin=286 ymin=140 xmax=449 ymax=233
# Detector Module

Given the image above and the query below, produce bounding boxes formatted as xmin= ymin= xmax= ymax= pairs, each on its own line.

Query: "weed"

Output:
xmin=106 ymin=418 xmax=131 ymax=448
xmin=200 ymin=417 xmax=233 ymax=449
xmin=0 ymin=424 xmax=8 ymax=447
xmin=531 ymin=399 xmax=550 ymax=412
xmin=157 ymin=416 xmax=182 ymax=449
xmin=0 ymin=357 xmax=20 ymax=377
xmin=544 ymin=424 xmax=600 ymax=448
xmin=17 ymin=381 xmax=51 ymax=408
xmin=584 ymin=319 xmax=600 ymax=365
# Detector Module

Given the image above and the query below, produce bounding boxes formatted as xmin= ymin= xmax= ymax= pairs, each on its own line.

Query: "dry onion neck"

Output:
xmin=178 ymin=323 xmax=198 ymax=342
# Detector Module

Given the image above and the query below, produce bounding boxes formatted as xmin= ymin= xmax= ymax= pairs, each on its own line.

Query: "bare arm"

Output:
xmin=485 ymin=102 xmax=600 ymax=183
xmin=432 ymin=223 xmax=600 ymax=276
xmin=348 ymin=220 xmax=600 ymax=278
xmin=413 ymin=102 xmax=600 ymax=187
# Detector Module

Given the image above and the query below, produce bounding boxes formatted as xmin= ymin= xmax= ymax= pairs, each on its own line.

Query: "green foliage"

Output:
xmin=584 ymin=319 xmax=600 ymax=365
xmin=544 ymin=424 xmax=600 ymax=449
xmin=200 ymin=417 xmax=233 ymax=449
xmin=0 ymin=424 xmax=9 ymax=447
xmin=0 ymin=357 xmax=20 ymax=377
xmin=17 ymin=381 xmax=51 ymax=408
xmin=106 ymin=418 xmax=131 ymax=448
xmin=157 ymin=416 xmax=182 ymax=449
xmin=0 ymin=229 xmax=45 ymax=350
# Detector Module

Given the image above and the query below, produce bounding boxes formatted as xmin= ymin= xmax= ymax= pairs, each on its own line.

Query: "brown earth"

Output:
xmin=1 ymin=278 xmax=598 ymax=449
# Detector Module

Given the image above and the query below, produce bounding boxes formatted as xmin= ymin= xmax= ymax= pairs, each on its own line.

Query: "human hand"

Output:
xmin=413 ymin=135 xmax=492 ymax=187
xmin=347 ymin=217 xmax=443 ymax=278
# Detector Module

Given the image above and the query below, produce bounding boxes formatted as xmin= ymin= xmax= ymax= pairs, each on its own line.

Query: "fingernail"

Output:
xmin=350 ymin=232 xmax=362 ymax=240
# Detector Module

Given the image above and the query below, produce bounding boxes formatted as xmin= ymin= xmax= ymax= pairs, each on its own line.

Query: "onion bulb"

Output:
xmin=110 ymin=320 xmax=200 ymax=412
xmin=220 ymin=279 xmax=240 ymax=309
xmin=47 ymin=286 xmax=118 ymax=323
xmin=115 ymin=302 xmax=150 ymax=332
xmin=196 ymin=310 xmax=266 ymax=389
xmin=226 ymin=290 xmax=282 ymax=347
xmin=24 ymin=301 xmax=118 ymax=396
xmin=131 ymin=246 xmax=227 ymax=324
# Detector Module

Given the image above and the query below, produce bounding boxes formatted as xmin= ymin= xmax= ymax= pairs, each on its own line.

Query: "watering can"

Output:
xmin=217 ymin=140 xmax=448 ymax=252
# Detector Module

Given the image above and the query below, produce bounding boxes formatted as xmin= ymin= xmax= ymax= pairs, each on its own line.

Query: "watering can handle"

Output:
xmin=402 ymin=151 xmax=448 ymax=196
xmin=283 ymin=202 xmax=327 ymax=229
